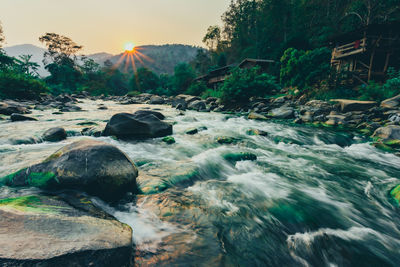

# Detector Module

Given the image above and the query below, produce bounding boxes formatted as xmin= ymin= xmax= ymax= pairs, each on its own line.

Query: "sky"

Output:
xmin=1 ymin=0 xmax=231 ymax=54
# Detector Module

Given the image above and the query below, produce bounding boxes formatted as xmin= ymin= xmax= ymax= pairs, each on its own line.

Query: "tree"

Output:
xmin=130 ymin=67 xmax=160 ymax=93
xmin=203 ymin=26 xmax=221 ymax=51
xmin=16 ymin=55 xmax=40 ymax=76
xmin=0 ymin=21 xmax=4 ymax=48
xmin=39 ymin=33 xmax=84 ymax=92
xmin=171 ymin=63 xmax=195 ymax=95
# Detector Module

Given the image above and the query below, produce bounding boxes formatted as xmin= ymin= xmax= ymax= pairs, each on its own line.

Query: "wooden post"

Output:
xmin=383 ymin=52 xmax=392 ymax=73
xmin=368 ymin=49 xmax=375 ymax=82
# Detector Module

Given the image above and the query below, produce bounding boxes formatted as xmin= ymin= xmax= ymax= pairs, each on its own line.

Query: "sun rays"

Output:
xmin=114 ymin=45 xmax=154 ymax=73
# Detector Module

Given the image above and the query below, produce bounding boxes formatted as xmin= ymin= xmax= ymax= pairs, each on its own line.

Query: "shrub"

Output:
xmin=186 ymin=81 xmax=208 ymax=96
xmin=201 ymin=88 xmax=223 ymax=99
xmin=219 ymin=67 xmax=280 ymax=104
xmin=280 ymin=47 xmax=331 ymax=91
xmin=0 ymin=71 xmax=49 ymax=99
xmin=359 ymin=69 xmax=400 ymax=101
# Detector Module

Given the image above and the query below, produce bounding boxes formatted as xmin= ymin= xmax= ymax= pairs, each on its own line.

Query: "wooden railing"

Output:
xmin=332 ymin=38 xmax=367 ymax=60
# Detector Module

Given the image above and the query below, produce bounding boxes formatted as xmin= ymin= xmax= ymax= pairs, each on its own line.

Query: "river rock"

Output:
xmin=185 ymin=128 xmax=198 ymax=135
xmin=331 ymin=99 xmax=377 ymax=112
xmin=149 ymin=95 xmax=165 ymax=105
xmin=103 ymin=111 xmax=172 ymax=139
xmin=0 ymin=102 xmax=30 ymax=115
xmin=0 ymin=194 xmax=133 ymax=266
xmin=133 ymin=110 xmax=165 ymax=120
xmin=325 ymin=114 xmax=346 ymax=126
xmin=381 ymin=94 xmax=400 ymax=109
xmin=248 ymin=112 xmax=267 ymax=120
xmin=270 ymin=107 xmax=294 ymax=119
xmin=372 ymin=125 xmax=400 ymax=140
xmin=42 ymin=127 xmax=67 ymax=142
xmin=0 ymin=139 xmax=138 ymax=201
xmin=188 ymin=100 xmax=207 ymax=111
xmin=10 ymin=113 xmax=37 ymax=122
xmin=246 ymin=129 xmax=268 ymax=136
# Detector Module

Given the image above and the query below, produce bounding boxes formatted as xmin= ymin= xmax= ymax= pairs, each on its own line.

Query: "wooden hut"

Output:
xmin=195 ymin=58 xmax=275 ymax=89
xmin=330 ymin=21 xmax=400 ymax=84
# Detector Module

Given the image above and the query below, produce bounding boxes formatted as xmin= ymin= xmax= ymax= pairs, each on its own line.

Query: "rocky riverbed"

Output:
xmin=1 ymin=93 xmax=400 ymax=266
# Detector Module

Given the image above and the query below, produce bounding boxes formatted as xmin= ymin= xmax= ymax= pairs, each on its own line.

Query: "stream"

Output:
xmin=1 ymin=99 xmax=400 ymax=266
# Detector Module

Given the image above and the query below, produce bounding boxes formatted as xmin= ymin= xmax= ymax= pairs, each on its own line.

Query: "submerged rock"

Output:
xmin=0 ymin=139 xmax=138 ymax=201
xmin=223 ymin=152 xmax=257 ymax=162
xmin=162 ymin=136 xmax=176 ymax=144
xmin=0 ymin=194 xmax=133 ymax=266
xmin=390 ymin=185 xmax=400 ymax=205
xmin=10 ymin=113 xmax=37 ymax=122
xmin=246 ymin=129 xmax=268 ymax=136
xmin=42 ymin=127 xmax=67 ymax=142
xmin=217 ymin=136 xmax=239 ymax=144
xmin=103 ymin=111 xmax=172 ymax=139
xmin=185 ymin=128 xmax=198 ymax=135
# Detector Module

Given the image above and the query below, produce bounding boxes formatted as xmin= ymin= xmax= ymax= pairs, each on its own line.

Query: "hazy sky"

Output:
xmin=1 ymin=0 xmax=231 ymax=54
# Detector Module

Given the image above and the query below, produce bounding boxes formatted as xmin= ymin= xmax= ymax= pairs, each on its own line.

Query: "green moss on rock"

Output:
xmin=162 ymin=136 xmax=176 ymax=144
xmin=223 ymin=152 xmax=257 ymax=162
xmin=217 ymin=136 xmax=239 ymax=144
xmin=390 ymin=185 xmax=400 ymax=206
xmin=0 ymin=195 xmax=64 ymax=214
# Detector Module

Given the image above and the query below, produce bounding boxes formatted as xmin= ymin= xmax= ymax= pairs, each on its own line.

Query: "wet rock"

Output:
xmin=381 ymin=94 xmax=400 ymax=109
xmin=10 ymin=113 xmax=37 ymax=122
xmin=390 ymin=185 xmax=400 ymax=205
xmin=134 ymin=110 xmax=165 ymax=120
xmin=162 ymin=136 xmax=176 ymax=144
xmin=103 ymin=111 xmax=172 ymax=139
xmin=0 ymin=194 xmax=133 ymax=266
xmin=149 ymin=95 xmax=165 ymax=105
xmin=0 ymin=102 xmax=30 ymax=115
xmin=372 ymin=125 xmax=400 ymax=140
xmin=98 ymin=105 xmax=108 ymax=110
xmin=9 ymin=137 xmax=39 ymax=145
xmin=331 ymin=99 xmax=377 ymax=112
xmin=81 ymin=126 xmax=103 ymax=137
xmin=270 ymin=107 xmax=294 ymax=119
xmin=246 ymin=129 xmax=268 ymax=136
xmin=248 ymin=112 xmax=267 ymax=120
xmin=188 ymin=100 xmax=207 ymax=111
xmin=42 ymin=127 xmax=67 ymax=142
xmin=223 ymin=152 xmax=257 ymax=162
xmin=0 ymin=139 xmax=138 ymax=201
xmin=185 ymin=128 xmax=198 ymax=135
xmin=216 ymin=136 xmax=239 ymax=144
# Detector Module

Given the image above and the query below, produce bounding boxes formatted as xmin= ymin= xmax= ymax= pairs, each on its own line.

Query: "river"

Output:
xmin=1 ymin=99 xmax=400 ymax=266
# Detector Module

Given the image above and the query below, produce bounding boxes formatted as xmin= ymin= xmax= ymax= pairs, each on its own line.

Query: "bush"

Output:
xmin=280 ymin=47 xmax=331 ymax=90
xmin=201 ymin=88 xmax=223 ymax=99
xmin=130 ymin=67 xmax=160 ymax=93
xmin=219 ymin=67 xmax=279 ymax=104
xmin=359 ymin=69 xmax=400 ymax=101
xmin=186 ymin=81 xmax=208 ymax=96
xmin=0 ymin=71 xmax=49 ymax=99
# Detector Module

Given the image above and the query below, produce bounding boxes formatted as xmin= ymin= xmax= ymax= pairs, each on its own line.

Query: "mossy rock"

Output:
xmin=246 ymin=129 xmax=268 ymax=136
xmin=372 ymin=142 xmax=394 ymax=152
xmin=384 ymin=139 xmax=400 ymax=149
xmin=162 ymin=136 xmax=176 ymax=144
xmin=223 ymin=152 xmax=257 ymax=163
xmin=390 ymin=185 xmax=400 ymax=206
xmin=217 ymin=136 xmax=239 ymax=144
xmin=0 ymin=140 xmax=138 ymax=202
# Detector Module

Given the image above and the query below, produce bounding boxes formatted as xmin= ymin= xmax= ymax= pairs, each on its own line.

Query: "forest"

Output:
xmin=1 ymin=0 xmax=400 ymax=103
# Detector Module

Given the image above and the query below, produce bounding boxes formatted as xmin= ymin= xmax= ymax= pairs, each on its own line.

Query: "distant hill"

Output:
xmin=4 ymin=44 xmax=48 ymax=76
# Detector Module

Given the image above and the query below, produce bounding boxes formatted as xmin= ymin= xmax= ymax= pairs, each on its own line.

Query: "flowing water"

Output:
xmin=1 ymin=100 xmax=400 ymax=266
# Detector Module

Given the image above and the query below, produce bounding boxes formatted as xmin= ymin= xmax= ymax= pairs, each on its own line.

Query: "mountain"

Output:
xmin=108 ymin=44 xmax=200 ymax=75
xmin=4 ymin=44 xmax=48 ymax=76
xmin=4 ymin=44 xmax=200 ymax=76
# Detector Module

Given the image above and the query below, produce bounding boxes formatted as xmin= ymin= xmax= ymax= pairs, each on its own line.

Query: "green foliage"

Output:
xmin=186 ymin=81 xmax=208 ymax=96
xmin=130 ymin=67 xmax=160 ymax=93
xmin=280 ymin=47 xmax=332 ymax=90
xmin=201 ymin=88 xmax=223 ymax=99
xmin=170 ymin=63 xmax=195 ymax=95
xmin=219 ymin=67 xmax=280 ymax=104
xmin=0 ymin=71 xmax=49 ymax=99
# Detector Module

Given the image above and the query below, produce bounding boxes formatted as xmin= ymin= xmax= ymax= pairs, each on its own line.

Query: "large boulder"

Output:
xmin=0 ymin=140 xmax=138 ymax=201
xmin=42 ymin=127 xmax=67 ymax=142
xmin=103 ymin=111 xmax=172 ymax=139
xmin=372 ymin=125 xmax=400 ymax=140
xmin=0 ymin=193 xmax=133 ymax=266
xmin=331 ymin=99 xmax=377 ymax=112
xmin=10 ymin=113 xmax=37 ymax=122
xmin=188 ymin=100 xmax=207 ymax=111
xmin=149 ymin=95 xmax=165 ymax=105
xmin=381 ymin=94 xmax=400 ymax=109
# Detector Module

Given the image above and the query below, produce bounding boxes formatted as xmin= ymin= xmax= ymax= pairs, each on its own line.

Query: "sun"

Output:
xmin=124 ymin=42 xmax=135 ymax=52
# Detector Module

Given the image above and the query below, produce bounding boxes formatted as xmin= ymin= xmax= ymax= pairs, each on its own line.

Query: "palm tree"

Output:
xmin=16 ymin=55 xmax=40 ymax=76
